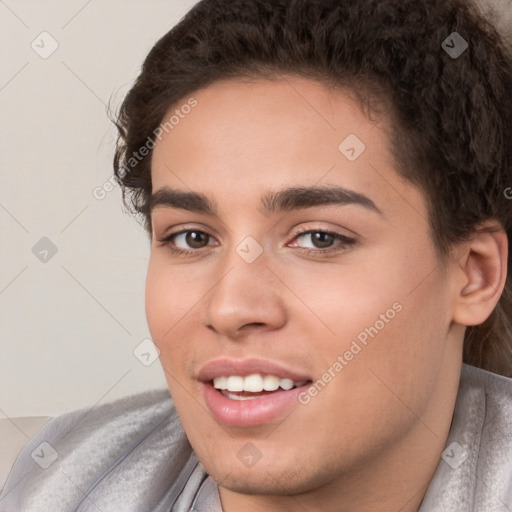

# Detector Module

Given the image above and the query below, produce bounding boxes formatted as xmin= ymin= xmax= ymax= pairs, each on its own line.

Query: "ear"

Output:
xmin=451 ymin=221 xmax=508 ymax=326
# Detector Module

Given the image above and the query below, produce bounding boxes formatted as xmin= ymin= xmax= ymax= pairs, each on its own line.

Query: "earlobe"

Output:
xmin=452 ymin=222 xmax=508 ymax=326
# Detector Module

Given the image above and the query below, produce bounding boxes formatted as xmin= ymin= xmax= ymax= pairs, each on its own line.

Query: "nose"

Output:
xmin=201 ymin=249 xmax=287 ymax=339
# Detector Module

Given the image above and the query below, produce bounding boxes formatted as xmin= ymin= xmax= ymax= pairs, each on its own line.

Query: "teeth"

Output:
xmin=226 ymin=376 xmax=244 ymax=392
xmin=213 ymin=374 xmax=307 ymax=393
xmin=213 ymin=376 xmax=228 ymax=390
xmin=262 ymin=375 xmax=280 ymax=391
xmin=244 ymin=374 xmax=263 ymax=392
xmin=280 ymin=378 xmax=294 ymax=391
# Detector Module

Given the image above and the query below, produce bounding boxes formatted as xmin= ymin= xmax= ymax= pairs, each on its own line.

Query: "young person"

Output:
xmin=2 ymin=0 xmax=512 ymax=510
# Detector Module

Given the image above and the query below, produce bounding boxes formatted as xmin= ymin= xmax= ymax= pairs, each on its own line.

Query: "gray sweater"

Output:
xmin=1 ymin=364 xmax=511 ymax=511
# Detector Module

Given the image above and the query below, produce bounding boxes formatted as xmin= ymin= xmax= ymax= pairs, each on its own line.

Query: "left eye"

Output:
xmin=292 ymin=231 xmax=351 ymax=250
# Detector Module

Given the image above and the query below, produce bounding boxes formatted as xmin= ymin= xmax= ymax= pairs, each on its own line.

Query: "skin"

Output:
xmin=146 ymin=76 xmax=507 ymax=512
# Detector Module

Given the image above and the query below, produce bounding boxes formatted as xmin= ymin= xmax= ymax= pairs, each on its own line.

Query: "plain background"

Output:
xmin=1 ymin=0 xmax=511 ymax=420
xmin=0 ymin=0 xmax=200 ymax=420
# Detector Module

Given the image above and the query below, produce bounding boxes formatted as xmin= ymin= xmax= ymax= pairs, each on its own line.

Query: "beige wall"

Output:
xmin=0 ymin=0 xmax=199 ymax=419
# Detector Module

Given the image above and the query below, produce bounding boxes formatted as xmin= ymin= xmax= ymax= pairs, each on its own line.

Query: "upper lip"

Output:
xmin=197 ymin=358 xmax=312 ymax=382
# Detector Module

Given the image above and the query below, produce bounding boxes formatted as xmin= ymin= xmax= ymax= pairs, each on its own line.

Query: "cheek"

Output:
xmin=324 ymin=270 xmax=452 ymax=428
xmin=145 ymin=261 xmax=196 ymax=400
xmin=145 ymin=260 xmax=173 ymax=341
xmin=145 ymin=254 xmax=201 ymax=340
xmin=272 ymin=253 xmax=408 ymax=346
xmin=144 ymin=254 xmax=214 ymax=393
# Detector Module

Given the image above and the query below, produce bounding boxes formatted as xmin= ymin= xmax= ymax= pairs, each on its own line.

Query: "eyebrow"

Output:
xmin=149 ymin=185 xmax=383 ymax=216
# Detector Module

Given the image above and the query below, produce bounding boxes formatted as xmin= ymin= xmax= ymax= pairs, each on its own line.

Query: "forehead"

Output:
xmin=150 ymin=77 xmax=426 ymax=221
xmin=152 ymin=76 xmax=381 ymax=168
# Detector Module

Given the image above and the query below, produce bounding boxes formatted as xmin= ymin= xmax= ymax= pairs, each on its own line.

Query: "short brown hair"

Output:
xmin=112 ymin=0 xmax=512 ymax=376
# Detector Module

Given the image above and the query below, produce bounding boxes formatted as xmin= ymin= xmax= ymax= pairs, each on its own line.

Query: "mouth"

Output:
xmin=198 ymin=359 xmax=313 ymax=427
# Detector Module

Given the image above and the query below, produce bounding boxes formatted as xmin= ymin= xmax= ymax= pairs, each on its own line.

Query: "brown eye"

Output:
xmin=289 ymin=229 xmax=356 ymax=255
xmin=310 ymin=232 xmax=335 ymax=248
xmin=173 ymin=230 xmax=211 ymax=249
xmin=296 ymin=231 xmax=337 ymax=249
xmin=158 ymin=228 xmax=220 ymax=255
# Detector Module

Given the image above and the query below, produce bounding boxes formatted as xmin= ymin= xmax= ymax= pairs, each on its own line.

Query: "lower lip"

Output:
xmin=202 ymin=382 xmax=308 ymax=427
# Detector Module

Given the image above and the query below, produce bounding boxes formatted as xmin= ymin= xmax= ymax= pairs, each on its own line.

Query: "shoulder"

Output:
xmin=457 ymin=364 xmax=512 ymax=436
xmin=420 ymin=364 xmax=512 ymax=511
xmin=0 ymin=389 xmax=193 ymax=512
xmin=460 ymin=362 xmax=512 ymax=395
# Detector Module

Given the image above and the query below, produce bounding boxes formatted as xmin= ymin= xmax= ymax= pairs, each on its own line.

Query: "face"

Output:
xmin=146 ymin=77 xmax=463 ymax=497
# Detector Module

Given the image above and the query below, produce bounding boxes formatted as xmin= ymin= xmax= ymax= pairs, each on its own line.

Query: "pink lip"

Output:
xmin=202 ymin=382 xmax=309 ymax=427
xmin=197 ymin=358 xmax=311 ymax=382
xmin=198 ymin=358 xmax=312 ymax=427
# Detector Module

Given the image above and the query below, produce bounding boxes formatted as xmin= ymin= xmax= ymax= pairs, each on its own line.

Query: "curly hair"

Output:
xmin=112 ymin=0 xmax=512 ymax=376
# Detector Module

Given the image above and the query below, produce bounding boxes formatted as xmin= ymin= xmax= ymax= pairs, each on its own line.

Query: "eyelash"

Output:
xmin=157 ymin=226 xmax=356 ymax=258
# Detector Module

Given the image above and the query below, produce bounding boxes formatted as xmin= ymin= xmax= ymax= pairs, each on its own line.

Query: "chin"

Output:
xmin=210 ymin=469 xmax=308 ymax=496
xmin=200 ymin=452 xmax=332 ymax=497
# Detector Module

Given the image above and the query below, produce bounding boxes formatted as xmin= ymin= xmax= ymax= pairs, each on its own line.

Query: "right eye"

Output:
xmin=158 ymin=229 xmax=220 ymax=255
